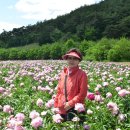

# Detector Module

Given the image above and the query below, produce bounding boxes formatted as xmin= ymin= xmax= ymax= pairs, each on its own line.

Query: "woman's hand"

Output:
xmin=64 ymin=102 xmax=71 ymax=111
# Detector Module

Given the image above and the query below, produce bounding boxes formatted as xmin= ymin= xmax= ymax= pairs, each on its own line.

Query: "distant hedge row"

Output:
xmin=0 ymin=38 xmax=130 ymax=61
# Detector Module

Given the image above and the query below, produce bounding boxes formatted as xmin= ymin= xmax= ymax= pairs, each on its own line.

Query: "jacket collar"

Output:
xmin=64 ymin=66 xmax=79 ymax=76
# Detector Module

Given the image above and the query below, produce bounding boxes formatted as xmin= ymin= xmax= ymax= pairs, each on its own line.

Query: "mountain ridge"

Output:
xmin=0 ymin=0 xmax=130 ymax=48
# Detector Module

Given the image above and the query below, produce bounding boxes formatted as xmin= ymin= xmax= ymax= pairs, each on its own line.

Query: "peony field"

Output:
xmin=0 ymin=60 xmax=130 ymax=130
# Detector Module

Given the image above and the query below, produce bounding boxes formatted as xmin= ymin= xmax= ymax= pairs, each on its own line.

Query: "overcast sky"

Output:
xmin=0 ymin=0 xmax=102 ymax=33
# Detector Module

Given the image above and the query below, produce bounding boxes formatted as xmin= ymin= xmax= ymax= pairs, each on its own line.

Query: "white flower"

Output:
xmin=41 ymin=111 xmax=47 ymax=116
xmin=87 ymin=109 xmax=93 ymax=115
xmin=102 ymin=82 xmax=109 ymax=87
xmin=72 ymin=117 xmax=80 ymax=122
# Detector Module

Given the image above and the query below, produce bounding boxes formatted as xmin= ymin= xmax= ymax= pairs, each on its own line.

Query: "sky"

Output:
xmin=0 ymin=0 xmax=102 ymax=33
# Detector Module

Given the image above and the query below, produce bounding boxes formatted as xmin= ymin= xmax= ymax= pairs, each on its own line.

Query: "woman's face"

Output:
xmin=67 ymin=56 xmax=80 ymax=68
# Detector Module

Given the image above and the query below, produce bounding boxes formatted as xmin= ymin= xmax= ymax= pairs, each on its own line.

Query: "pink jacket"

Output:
xmin=54 ymin=66 xmax=88 ymax=114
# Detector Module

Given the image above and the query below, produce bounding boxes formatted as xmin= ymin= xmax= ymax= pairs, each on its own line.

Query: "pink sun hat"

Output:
xmin=62 ymin=51 xmax=81 ymax=60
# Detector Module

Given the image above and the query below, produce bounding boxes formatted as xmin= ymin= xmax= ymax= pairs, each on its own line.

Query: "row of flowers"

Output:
xmin=0 ymin=60 xmax=130 ymax=130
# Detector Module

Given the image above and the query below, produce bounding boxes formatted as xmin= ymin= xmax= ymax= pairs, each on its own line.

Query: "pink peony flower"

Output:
xmin=45 ymin=99 xmax=54 ymax=108
xmin=96 ymin=84 xmax=102 ymax=89
xmin=112 ymin=107 xmax=119 ymax=115
xmin=74 ymin=103 xmax=85 ymax=112
xmin=7 ymin=118 xmax=23 ymax=129
xmin=52 ymin=114 xmax=63 ymax=123
xmin=107 ymin=102 xmax=117 ymax=110
xmin=15 ymin=113 xmax=25 ymax=121
xmin=51 ymin=108 xmax=60 ymax=114
xmin=94 ymin=95 xmax=103 ymax=102
xmin=3 ymin=105 xmax=13 ymax=114
xmin=118 ymin=89 xmax=130 ymax=97
xmin=0 ymin=87 xmax=5 ymax=93
xmin=115 ymin=87 xmax=122 ymax=92
xmin=7 ymin=118 xmax=16 ymax=128
xmin=87 ymin=92 xmax=95 ymax=100
xmin=36 ymin=98 xmax=43 ymax=107
xmin=29 ymin=110 xmax=40 ymax=119
xmin=107 ymin=102 xmax=119 ymax=115
xmin=31 ymin=117 xmax=43 ymax=129
xmin=106 ymin=92 xmax=112 ymax=98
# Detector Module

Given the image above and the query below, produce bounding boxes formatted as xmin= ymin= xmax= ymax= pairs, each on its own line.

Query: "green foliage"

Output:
xmin=50 ymin=28 xmax=63 ymax=42
xmin=0 ymin=61 xmax=130 ymax=129
xmin=90 ymin=38 xmax=116 ymax=61
xmin=41 ymin=44 xmax=51 ymax=59
xmin=107 ymin=48 xmax=120 ymax=61
xmin=18 ymin=50 xmax=27 ymax=60
xmin=0 ymin=48 xmax=9 ymax=60
xmin=50 ymin=43 xmax=62 ymax=59
xmin=79 ymin=40 xmax=95 ymax=56
xmin=15 ymin=43 xmax=40 ymax=50
xmin=86 ymin=38 xmax=115 ymax=61
xmin=108 ymin=38 xmax=130 ymax=61
xmin=65 ymin=39 xmax=77 ymax=50
xmin=8 ymin=48 xmax=19 ymax=60
xmin=0 ymin=40 xmax=6 ymax=48
xmin=84 ymin=37 xmax=130 ymax=61
xmin=84 ymin=26 xmax=97 ymax=41
xmin=84 ymin=46 xmax=97 ymax=61
xmin=26 ymin=49 xmax=38 ymax=60
xmin=0 ymin=37 xmax=130 ymax=61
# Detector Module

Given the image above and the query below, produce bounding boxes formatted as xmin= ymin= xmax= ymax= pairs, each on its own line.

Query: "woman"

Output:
xmin=54 ymin=48 xmax=88 ymax=122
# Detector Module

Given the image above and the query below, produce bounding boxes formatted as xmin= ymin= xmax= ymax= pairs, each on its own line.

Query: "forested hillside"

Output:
xmin=0 ymin=0 xmax=130 ymax=48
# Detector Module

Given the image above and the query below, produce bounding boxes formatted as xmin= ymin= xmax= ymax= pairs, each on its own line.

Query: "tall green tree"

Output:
xmin=50 ymin=43 xmax=62 ymax=59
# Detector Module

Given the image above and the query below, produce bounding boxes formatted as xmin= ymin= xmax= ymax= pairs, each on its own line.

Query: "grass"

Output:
xmin=10 ymin=43 xmax=40 ymax=50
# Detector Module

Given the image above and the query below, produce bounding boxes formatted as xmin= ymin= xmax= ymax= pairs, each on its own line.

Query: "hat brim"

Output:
xmin=62 ymin=52 xmax=81 ymax=60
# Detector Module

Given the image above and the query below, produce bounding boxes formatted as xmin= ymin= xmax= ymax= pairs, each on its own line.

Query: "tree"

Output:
xmin=41 ymin=45 xmax=51 ymax=59
xmin=0 ymin=49 xmax=9 ymax=60
xmin=64 ymin=39 xmax=77 ymax=52
xmin=8 ymin=48 xmax=19 ymax=60
xmin=79 ymin=40 xmax=95 ymax=56
xmin=50 ymin=43 xmax=62 ymax=59
xmin=50 ymin=28 xmax=63 ymax=42
xmin=38 ymin=26 xmax=54 ymax=45
xmin=108 ymin=38 xmax=130 ymax=61
xmin=0 ymin=40 xmax=6 ymax=48
xmin=84 ymin=26 xmax=97 ymax=40
xmin=18 ymin=50 xmax=27 ymax=60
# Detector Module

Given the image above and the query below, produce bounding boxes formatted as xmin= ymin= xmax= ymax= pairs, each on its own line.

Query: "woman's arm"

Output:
xmin=54 ymin=75 xmax=62 ymax=108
